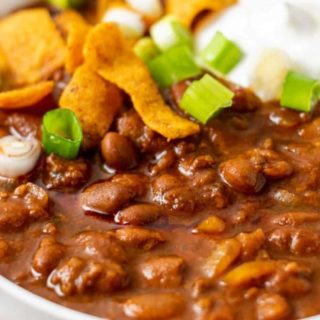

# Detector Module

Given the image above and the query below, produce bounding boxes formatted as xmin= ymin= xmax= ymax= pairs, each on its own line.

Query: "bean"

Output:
xmin=115 ymin=204 xmax=161 ymax=225
xmin=101 ymin=132 xmax=138 ymax=170
xmin=123 ymin=293 xmax=185 ymax=319
xmin=80 ymin=181 xmax=135 ymax=214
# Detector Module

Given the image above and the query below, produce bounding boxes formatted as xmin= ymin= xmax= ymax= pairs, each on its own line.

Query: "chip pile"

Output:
xmin=0 ymin=0 xmax=234 ymax=143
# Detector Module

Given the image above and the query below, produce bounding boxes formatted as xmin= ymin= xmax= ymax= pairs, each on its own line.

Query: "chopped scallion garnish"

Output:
xmin=42 ymin=109 xmax=83 ymax=159
xmin=148 ymin=45 xmax=202 ymax=88
xmin=201 ymin=31 xmax=243 ymax=75
xmin=180 ymin=74 xmax=234 ymax=124
xmin=150 ymin=15 xmax=193 ymax=52
xmin=280 ymin=71 xmax=320 ymax=112
xmin=47 ymin=0 xmax=86 ymax=9
xmin=134 ymin=37 xmax=161 ymax=63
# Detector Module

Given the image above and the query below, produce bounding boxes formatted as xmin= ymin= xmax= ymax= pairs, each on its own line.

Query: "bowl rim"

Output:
xmin=0 ymin=275 xmax=102 ymax=320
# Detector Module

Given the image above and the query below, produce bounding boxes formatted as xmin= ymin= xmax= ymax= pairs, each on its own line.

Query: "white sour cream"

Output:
xmin=196 ymin=0 xmax=320 ymax=100
xmin=0 ymin=0 xmax=42 ymax=17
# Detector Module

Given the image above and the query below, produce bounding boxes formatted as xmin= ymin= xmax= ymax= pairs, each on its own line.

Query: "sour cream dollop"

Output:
xmin=196 ymin=0 xmax=320 ymax=101
xmin=0 ymin=0 xmax=42 ymax=17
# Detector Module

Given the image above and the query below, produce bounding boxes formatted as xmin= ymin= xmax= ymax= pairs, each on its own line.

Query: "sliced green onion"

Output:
xmin=148 ymin=45 xmax=201 ymax=88
xmin=280 ymin=71 xmax=320 ymax=112
xmin=200 ymin=31 xmax=243 ymax=75
xmin=42 ymin=109 xmax=83 ymax=159
xmin=180 ymin=74 xmax=234 ymax=124
xmin=134 ymin=37 xmax=161 ymax=63
xmin=47 ymin=0 xmax=86 ymax=9
xmin=150 ymin=15 xmax=193 ymax=52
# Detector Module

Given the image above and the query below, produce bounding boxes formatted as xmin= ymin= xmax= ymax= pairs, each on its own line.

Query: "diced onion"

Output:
xmin=200 ymin=31 xmax=243 ymax=75
xmin=251 ymin=49 xmax=293 ymax=101
xmin=148 ymin=45 xmax=201 ymax=88
xmin=280 ymin=71 xmax=320 ymax=112
xmin=102 ymin=7 xmax=146 ymax=38
xmin=0 ymin=135 xmax=41 ymax=178
xmin=134 ymin=37 xmax=160 ymax=63
xmin=150 ymin=15 xmax=193 ymax=52
xmin=180 ymin=74 xmax=234 ymax=124
xmin=126 ymin=0 xmax=163 ymax=20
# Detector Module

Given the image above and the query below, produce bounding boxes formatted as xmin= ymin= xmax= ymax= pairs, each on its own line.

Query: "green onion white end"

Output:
xmin=102 ymin=7 xmax=146 ymax=38
xmin=150 ymin=15 xmax=193 ymax=52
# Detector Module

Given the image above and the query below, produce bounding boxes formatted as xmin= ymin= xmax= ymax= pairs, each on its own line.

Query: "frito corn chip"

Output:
xmin=84 ymin=23 xmax=199 ymax=140
xmin=59 ymin=64 xmax=123 ymax=149
xmin=0 ymin=8 xmax=65 ymax=87
xmin=0 ymin=82 xmax=53 ymax=109
xmin=55 ymin=10 xmax=91 ymax=74
xmin=166 ymin=0 xmax=237 ymax=27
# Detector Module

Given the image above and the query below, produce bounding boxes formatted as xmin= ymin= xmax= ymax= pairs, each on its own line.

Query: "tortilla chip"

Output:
xmin=166 ymin=0 xmax=237 ymax=27
xmin=84 ymin=23 xmax=199 ymax=140
xmin=0 ymin=82 xmax=53 ymax=109
xmin=0 ymin=8 xmax=65 ymax=87
xmin=55 ymin=10 xmax=91 ymax=74
xmin=59 ymin=64 xmax=123 ymax=149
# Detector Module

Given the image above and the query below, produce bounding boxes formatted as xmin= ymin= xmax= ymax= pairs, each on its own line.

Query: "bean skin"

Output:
xmin=115 ymin=204 xmax=161 ymax=225
xmin=101 ymin=132 xmax=138 ymax=170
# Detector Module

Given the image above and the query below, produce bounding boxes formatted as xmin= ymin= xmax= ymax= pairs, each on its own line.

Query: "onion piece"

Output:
xmin=102 ymin=7 xmax=146 ymax=38
xmin=0 ymin=135 xmax=41 ymax=178
xmin=126 ymin=0 xmax=163 ymax=20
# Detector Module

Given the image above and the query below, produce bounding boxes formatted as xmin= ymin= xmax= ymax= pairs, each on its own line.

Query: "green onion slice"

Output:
xmin=150 ymin=15 xmax=193 ymax=52
xmin=200 ymin=31 xmax=243 ymax=75
xmin=180 ymin=74 xmax=234 ymax=124
xmin=148 ymin=45 xmax=201 ymax=88
xmin=134 ymin=37 xmax=161 ymax=64
xmin=47 ymin=0 xmax=86 ymax=9
xmin=280 ymin=71 xmax=320 ymax=112
xmin=42 ymin=109 xmax=83 ymax=159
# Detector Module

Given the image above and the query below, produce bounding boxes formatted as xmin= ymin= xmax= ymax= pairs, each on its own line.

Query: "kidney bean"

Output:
xmin=112 ymin=227 xmax=165 ymax=250
xmin=140 ymin=255 xmax=185 ymax=288
xmin=115 ymin=204 xmax=161 ymax=226
xmin=32 ymin=237 xmax=65 ymax=277
xmin=256 ymin=293 xmax=290 ymax=320
xmin=101 ymin=132 xmax=138 ymax=170
xmin=123 ymin=293 xmax=185 ymax=319
xmin=219 ymin=156 xmax=266 ymax=194
xmin=80 ymin=181 xmax=136 ymax=214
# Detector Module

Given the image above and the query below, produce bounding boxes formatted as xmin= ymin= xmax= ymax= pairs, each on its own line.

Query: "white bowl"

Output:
xmin=0 ymin=276 xmax=101 ymax=320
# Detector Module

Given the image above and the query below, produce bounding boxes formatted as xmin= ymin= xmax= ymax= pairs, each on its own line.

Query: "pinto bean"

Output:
xmin=123 ymin=293 xmax=185 ymax=319
xmin=32 ymin=237 xmax=65 ymax=277
xmin=115 ymin=204 xmax=161 ymax=226
xmin=269 ymin=212 xmax=320 ymax=226
xmin=101 ymin=132 xmax=138 ymax=170
xmin=219 ymin=157 xmax=266 ymax=194
xmin=74 ymin=231 xmax=127 ymax=262
xmin=80 ymin=181 xmax=135 ymax=214
xmin=267 ymin=227 xmax=320 ymax=255
xmin=112 ymin=227 xmax=165 ymax=250
xmin=256 ymin=293 xmax=290 ymax=320
xmin=49 ymin=257 xmax=128 ymax=296
xmin=140 ymin=255 xmax=185 ymax=288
